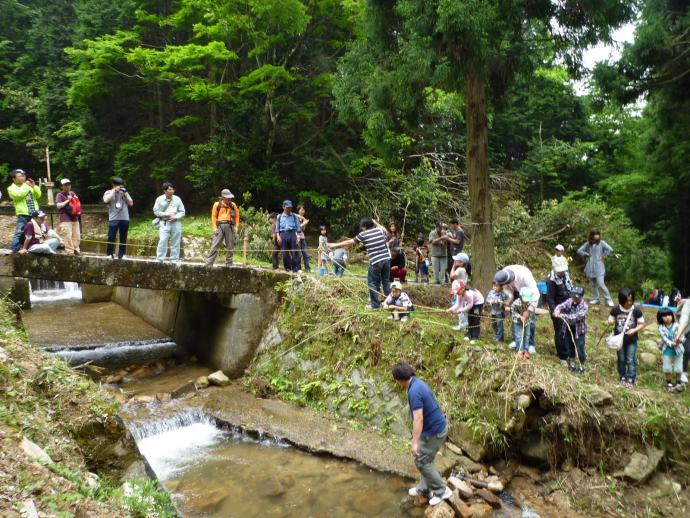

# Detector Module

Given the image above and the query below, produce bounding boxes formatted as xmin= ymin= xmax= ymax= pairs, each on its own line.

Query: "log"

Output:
xmin=476 ymin=488 xmax=502 ymax=509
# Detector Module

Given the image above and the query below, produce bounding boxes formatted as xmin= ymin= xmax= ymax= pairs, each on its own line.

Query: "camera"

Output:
xmin=120 ymin=186 xmax=127 ymax=193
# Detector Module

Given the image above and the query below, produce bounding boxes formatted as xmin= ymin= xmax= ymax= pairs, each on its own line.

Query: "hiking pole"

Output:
xmin=559 ymin=315 xmax=583 ymax=370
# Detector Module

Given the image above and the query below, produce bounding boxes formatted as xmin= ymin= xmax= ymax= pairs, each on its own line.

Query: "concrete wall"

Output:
xmin=112 ymin=285 xmax=281 ymax=377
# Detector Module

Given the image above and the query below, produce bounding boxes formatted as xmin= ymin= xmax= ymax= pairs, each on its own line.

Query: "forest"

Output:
xmin=0 ymin=0 xmax=688 ymax=291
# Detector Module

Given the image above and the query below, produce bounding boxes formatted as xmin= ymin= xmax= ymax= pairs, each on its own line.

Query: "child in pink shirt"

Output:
xmin=447 ymin=280 xmax=485 ymax=342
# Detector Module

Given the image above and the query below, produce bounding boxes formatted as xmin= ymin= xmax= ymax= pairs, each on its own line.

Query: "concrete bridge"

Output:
xmin=0 ymin=252 xmax=290 ymax=377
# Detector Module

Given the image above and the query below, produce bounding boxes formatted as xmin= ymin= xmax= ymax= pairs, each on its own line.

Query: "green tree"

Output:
xmin=337 ymin=0 xmax=635 ymax=290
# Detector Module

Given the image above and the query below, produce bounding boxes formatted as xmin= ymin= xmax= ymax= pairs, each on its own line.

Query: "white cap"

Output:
xmin=390 ymin=281 xmax=403 ymax=290
xmin=60 ymin=178 xmax=71 ymax=185
xmin=555 ymin=244 xmax=565 ymax=252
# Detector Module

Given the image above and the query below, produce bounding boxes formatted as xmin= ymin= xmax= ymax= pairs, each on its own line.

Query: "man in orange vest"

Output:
xmin=206 ymin=189 xmax=240 ymax=267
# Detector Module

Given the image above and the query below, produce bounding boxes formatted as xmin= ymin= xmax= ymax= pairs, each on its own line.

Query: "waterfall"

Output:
xmin=29 ymin=280 xmax=82 ymax=303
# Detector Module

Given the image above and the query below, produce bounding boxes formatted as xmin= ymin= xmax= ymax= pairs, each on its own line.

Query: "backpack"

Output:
xmin=646 ymin=288 xmax=664 ymax=306
xmin=277 ymin=212 xmax=299 ymax=231
xmin=215 ymin=200 xmax=236 ymax=221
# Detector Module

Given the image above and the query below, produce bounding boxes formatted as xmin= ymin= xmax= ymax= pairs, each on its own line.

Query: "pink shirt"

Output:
xmin=450 ymin=289 xmax=485 ymax=314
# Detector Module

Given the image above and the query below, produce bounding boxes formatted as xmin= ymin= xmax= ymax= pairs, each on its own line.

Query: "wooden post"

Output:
xmin=44 ymin=146 xmax=55 ymax=205
xmin=243 ymin=236 xmax=248 ymax=265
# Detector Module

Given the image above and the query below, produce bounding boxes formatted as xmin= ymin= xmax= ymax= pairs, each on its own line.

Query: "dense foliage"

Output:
xmin=0 ymin=0 xmax=687 ymax=289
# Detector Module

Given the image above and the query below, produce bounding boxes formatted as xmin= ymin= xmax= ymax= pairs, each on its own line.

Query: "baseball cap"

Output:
xmin=32 ymin=210 xmax=46 ymax=218
xmin=494 ymin=269 xmax=515 ymax=285
xmin=282 ymin=200 xmax=293 ymax=208
xmin=60 ymin=178 xmax=71 ymax=185
xmin=111 ymin=176 xmax=124 ymax=185
xmin=221 ymin=189 xmax=234 ymax=199
xmin=555 ymin=244 xmax=565 ymax=252
xmin=390 ymin=281 xmax=403 ymax=291
xmin=452 ymin=252 xmax=469 ymax=263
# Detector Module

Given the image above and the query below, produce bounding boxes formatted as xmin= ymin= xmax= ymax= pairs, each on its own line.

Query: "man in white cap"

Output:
xmin=207 ymin=189 xmax=240 ymax=267
xmin=19 ymin=211 xmax=63 ymax=254
xmin=495 ymin=265 xmax=540 ymax=354
xmin=55 ymin=178 xmax=82 ymax=255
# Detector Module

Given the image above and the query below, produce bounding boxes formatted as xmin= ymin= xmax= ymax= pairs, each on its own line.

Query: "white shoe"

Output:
xmin=470 ymin=340 xmax=477 ymax=345
xmin=400 ymin=316 xmax=409 ymax=322
xmin=452 ymin=325 xmax=463 ymax=331
xmin=508 ymin=341 xmax=517 ymax=350
xmin=428 ymin=487 xmax=453 ymax=506
xmin=464 ymin=336 xmax=470 ymax=341
xmin=121 ymin=255 xmax=129 ymax=260
xmin=589 ymin=300 xmax=600 ymax=305
xmin=106 ymin=254 xmax=114 ymax=260
xmin=528 ymin=346 xmax=536 ymax=354
xmin=408 ymin=487 xmax=422 ymax=497
xmin=681 ymin=372 xmax=688 ymax=384
xmin=606 ymin=300 xmax=615 ymax=307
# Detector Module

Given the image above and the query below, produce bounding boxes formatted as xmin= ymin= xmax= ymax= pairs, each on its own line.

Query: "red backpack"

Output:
xmin=63 ymin=194 xmax=82 ymax=217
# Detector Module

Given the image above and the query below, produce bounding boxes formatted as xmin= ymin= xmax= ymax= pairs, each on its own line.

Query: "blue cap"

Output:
xmin=282 ymin=200 xmax=293 ymax=208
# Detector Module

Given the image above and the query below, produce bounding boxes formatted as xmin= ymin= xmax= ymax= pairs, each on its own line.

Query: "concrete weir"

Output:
xmin=0 ymin=252 xmax=290 ymax=377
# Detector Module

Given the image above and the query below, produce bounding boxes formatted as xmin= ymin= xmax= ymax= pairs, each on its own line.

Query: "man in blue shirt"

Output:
xmin=273 ymin=200 xmax=302 ymax=272
xmin=392 ymin=362 xmax=452 ymax=506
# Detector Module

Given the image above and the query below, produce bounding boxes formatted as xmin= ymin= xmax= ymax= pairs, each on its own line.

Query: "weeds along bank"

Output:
xmin=248 ymin=276 xmax=690 ymax=514
xmin=0 ymin=301 xmax=173 ymax=516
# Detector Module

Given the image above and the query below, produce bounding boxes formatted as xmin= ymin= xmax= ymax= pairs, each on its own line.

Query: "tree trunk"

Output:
xmin=465 ymin=67 xmax=496 ymax=293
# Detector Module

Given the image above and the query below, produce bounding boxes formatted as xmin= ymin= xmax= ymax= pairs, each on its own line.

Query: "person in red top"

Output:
xmin=206 ymin=189 xmax=240 ymax=267
xmin=55 ymin=178 xmax=82 ymax=255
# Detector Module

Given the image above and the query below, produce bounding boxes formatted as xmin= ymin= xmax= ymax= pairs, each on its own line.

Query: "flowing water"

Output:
xmin=129 ymin=410 xmax=409 ymax=517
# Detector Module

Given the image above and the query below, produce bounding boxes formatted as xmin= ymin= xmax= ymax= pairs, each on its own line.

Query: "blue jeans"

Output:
xmin=298 ymin=238 xmax=311 ymax=271
xmin=513 ymin=321 xmax=532 ymax=353
xmin=11 ymin=215 xmax=30 ymax=252
xmin=491 ymin=313 xmax=505 ymax=341
xmin=367 ymin=260 xmax=391 ymax=308
xmin=28 ymin=238 xmax=60 ymax=254
xmin=564 ymin=331 xmax=587 ymax=363
xmin=107 ymin=220 xmax=129 ymax=258
xmin=617 ymin=340 xmax=638 ymax=381
xmin=279 ymin=231 xmax=299 ymax=272
xmin=333 ymin=263 xmax=345 ymax=276
xmin=156 ymin=221 xmax=182 ymax=262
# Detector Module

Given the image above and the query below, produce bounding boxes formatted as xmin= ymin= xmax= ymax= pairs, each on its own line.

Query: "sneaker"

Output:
xmin=627 ymin=379 xmax=636 ymax=389
xmin=428 ymin=487 xmax=453 ymax=506
xmin=463 ymin=336 xmax=470 ymax=342
xmin=620 ymin=377 xmax=627 ymax=386
xmin=106 ymin=254 xmax=114 ymax=260
xmin=568 ymin=362 xmax=577 ymax=372
xmin=681 ymin=372 xmax=688 ymax=384
xmin=674 ymin=383 xmax=684 ymax=393
xmin=508 ymin=341 xmax=517 ymax=350
xmin=528 ymin=346 xmax=536 ymax=355
xmin=577 ymin=366 xmax=586 ymax=375
xmin=387 ymin=314 xmax=395 ymax=320
xmin=606 ymin=300 xmax=614 ymax=307
xmin=452 ymin=325 xmax=463 ymax=331
xmin=120 ymin=255 xmax=129 ymax=260
xmin=408 ymin=487 xmax=427 ymax=497
xmin=666 ymin=383 xmax=675 ymax=393
xmin=590 ymin=300 xmax=600 ymax=305
xmin=365 ymin=305 xmax=378 ymax=310
xmin=469 ymin=340 xmax=477 ymax=345
xmin=400 ymin=316 xmax=409 ymax=322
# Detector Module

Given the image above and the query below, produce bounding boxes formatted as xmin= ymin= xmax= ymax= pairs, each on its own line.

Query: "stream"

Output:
xmin=24 ymin=281 xmax=417 ymax=516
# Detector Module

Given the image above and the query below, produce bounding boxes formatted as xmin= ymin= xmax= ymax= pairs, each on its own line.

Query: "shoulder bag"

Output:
xmin=606 ymin=309 xmax=634 ymax=351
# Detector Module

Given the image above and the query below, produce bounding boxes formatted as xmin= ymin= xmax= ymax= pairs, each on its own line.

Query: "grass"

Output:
xmin=247 ymin=274 xmax=690 ymax=516
xmin=0 ymin=298 xmax=174 ymax=516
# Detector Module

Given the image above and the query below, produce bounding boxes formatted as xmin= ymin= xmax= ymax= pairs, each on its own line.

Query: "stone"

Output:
xmin=171 ymin=381 xmax=197 ymax=398
xmin=129 ymin=394 xmax=155 ymax=404
xmin=520 ymin=435 xmax=552 ymax=465
xmin=448 ymin=491 xmax=473 ymax=518
xmin=517 ymin=393 xmax=533 ymax=409
xmin=424 ymin=501 xmax=454 ymax=518
xmin=400 ymin=495 xmax=416 ymax=511
xmin=122 ymin=460 xmax=148 ymax=482
xmin=445 ymin=442 xmax=463 ymax=456
xmin=20 ymin=437 xmax=52 ymax=465
xmin=615 ymin=447 xmax=665 ymax=483
xmin=457 ymin=455 xmax=484 ymax=474
xmin=84 ymin=472 xmax=100 ymax=491
xmin=413 ymin=495 xmax=429 ymax=507
xmin=643 ymin=339 xmax=659 ymax=351
xmin=476 ymin=488 xmax=502 ymax=509
xmin=448 ymin=477 xmax=474 ymax=499
xmin=549 ymin=489 xmax=571 ymax=509
xmin=208 ymin=370 xmax=230 ymax=386
xmin=468 ymin=502 xmax=493 ymax=517
xmin=257 ymin=476 xmax=288 ymax=497
xmin=640 ymin=352 xmax=657 ymax=366
xmin=18 ymin=500 xmax=38 ymax=518
xmin=178 ymin=478 xmax=229 ymax=513
xmin=448 ymin=422 xmax=488 ymax=462
xmin=436 ymin=447 xmax=461 ymax=476
xmin=487 ymin=480 xmax=504 ymax=493
xmin=194 ymin=376 xmax=210 ymax=389
xmin=0 ymin=346 xmax=7 ymax=363
xmin=587 ymin=386 xmax=613 ymax=407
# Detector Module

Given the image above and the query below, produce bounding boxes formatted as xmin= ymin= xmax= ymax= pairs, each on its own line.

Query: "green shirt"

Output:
xmin=7 ymin=183 xmax=41 ymax=216
xmin=428 ymin=230 xmax=447 ymax=257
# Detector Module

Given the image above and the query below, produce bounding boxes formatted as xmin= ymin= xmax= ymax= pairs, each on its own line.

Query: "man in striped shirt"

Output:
xmin=330 ymin=218 xmax=392 ymax=309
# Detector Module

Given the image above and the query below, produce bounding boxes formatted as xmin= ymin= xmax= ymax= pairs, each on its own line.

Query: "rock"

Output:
xmin=20 ymin=437 xmax=52 ymax=465
xmin=129 ymin=394 xmax=155 ymax=404
xmin=520 ymin=435 xmax=552 ymax=465
xmin=445 ymin=442 xmax=463 ymax=456
xmin=643 ymin=339 xmax=659 ymax=351
xmin=457 ymin=454 xmax=484 ymax=474
xmin=640 ymin=352 xmax=657 ymax=366
xmin=436 ymin=447 xmax=461 ymax=476
xmin=587 ymin=386 xmax=613 ymax=406
xmin=549 ymin=489 xmax=571 ymax=509
xmin=448 ymin=477 xmax=474 ymax=499
xmin=649 ymin=472 xmax=682 ymax=494
xmin=178 ymin=477 xmax=229 ymax=512
xmin=476 ymin=488 xmax=502 ymax=509
xmin=194 ymin=376 xmax=210 ymax=389
xmin=208 ymin=370 xmax=230 ymax=386
xmin=18 ymin=500 xmax=38 ymax=518
xmin=170 ymin=381 xmax=197 ymax=398
xmin=515 ymin=463 xmax=542 ymax=482
xmin=448 ymin=491 xmax=473 ymax=518
xmin=615 ymin=447 xmax=665 ymax=483
xmin=0 ymin=346 xmax=8 ymax=363
xmin=413 ymin=495 xmax=429 ymax=507
xmin=424 ymin=501 xmax=455 ymax=518
xmin=468 ymin=502 xmax=493 ymax=517
xmin=400 ymin=495 xmax=417 ymax=511
xmin=155 ymin=392 xmax=171 ymax=402
xmin=517 ymin=393 xmax=533 ymax=409
xmin=122 ymin=460 xmax=148 ymax=482
xmin=257 ymin=476 xmax=288 ymax=497
xmin=487 ymin=480 xmax=504 ymax=493
xmin=448 ymin=422 xmax=488 ymax=462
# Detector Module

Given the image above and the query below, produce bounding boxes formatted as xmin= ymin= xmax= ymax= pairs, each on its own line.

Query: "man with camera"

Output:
xmin=103 ymin=177 xmax=133 ymax=259
xmin=7 ymin=169 xmax=41 ymax=253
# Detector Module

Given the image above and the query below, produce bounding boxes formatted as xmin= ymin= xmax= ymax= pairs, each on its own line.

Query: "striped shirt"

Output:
xmin=353 ymin=227 xmax=391 ymax=266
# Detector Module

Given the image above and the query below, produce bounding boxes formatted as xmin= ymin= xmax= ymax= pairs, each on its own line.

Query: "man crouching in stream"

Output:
xmin=392 ymin=362 xmax=452 ymax=506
